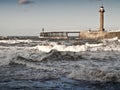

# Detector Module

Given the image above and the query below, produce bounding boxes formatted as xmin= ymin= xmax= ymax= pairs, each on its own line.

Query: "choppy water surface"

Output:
xmin=0 ymin=38 xmax=120 ymax=90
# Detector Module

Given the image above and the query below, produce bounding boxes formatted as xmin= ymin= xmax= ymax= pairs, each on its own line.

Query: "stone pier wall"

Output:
xmin=80 ymin=31 xmax=120 ymax=39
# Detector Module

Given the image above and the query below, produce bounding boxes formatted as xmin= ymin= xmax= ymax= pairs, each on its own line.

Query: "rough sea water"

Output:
xmin=0 ymin=37 xmax=120 ymax=90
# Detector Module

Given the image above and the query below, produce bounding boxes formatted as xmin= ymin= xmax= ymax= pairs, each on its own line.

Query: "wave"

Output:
xmin=0 ymin=38 xmax=120 ymax=82
xmin=0 ymin=38 xmax=120 ymax=66
xmin=2 ymin=49 xmax=119 ymax=82
xmin=35 ymin=41 xmax=120 ymax=52
xmin=0 ymin=39 xmax=33 ymax=44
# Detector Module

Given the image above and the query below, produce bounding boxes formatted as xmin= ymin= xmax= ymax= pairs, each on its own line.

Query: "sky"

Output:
xmin=0 ymin=0 xmax=120 ymax=36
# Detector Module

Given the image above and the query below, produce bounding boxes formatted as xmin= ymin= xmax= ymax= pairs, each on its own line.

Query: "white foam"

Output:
xmin=103 ymin=37 xmax=119 ymax=42
xmin=35 ymin=41 xmax=120 ymax=52
xmin=34 ymin=45 xmax=53 ymax=52
xmin=0 ymin=39 xmax=32 ymax=44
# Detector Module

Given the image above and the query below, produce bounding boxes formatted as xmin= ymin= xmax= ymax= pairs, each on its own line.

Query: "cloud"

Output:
xmin=18 ymin=0 xmax=33 ymax=4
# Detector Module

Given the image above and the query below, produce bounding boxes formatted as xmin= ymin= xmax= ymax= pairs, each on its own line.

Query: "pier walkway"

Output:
xmin=40 ymin=31 xmax=80 ymax=39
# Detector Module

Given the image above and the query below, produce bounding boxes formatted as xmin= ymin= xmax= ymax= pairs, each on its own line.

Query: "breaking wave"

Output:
xmin=0 ymin=38 xmax=120 ymax=82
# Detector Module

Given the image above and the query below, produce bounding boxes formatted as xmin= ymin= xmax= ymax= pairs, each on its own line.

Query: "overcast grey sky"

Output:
xmin=0 ymin=0 xmax=120 ymax=36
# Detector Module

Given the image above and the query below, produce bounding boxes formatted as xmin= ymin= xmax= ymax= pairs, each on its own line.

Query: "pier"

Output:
xmin=40 ymin=6 xmax=120 ymax=40
xmin=40 ymin=31 xmax=80 ymax=39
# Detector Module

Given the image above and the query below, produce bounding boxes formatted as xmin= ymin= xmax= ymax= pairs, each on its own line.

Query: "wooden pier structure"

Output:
xmin=40 ymin=31 xmax=80 ymax=39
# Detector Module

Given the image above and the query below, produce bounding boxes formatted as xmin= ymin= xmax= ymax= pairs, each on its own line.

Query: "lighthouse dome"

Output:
xmin=99 ymin=6 xmax=105 ymax=12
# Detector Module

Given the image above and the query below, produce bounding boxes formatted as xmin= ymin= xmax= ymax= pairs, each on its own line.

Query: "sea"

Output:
xmin=0 ymin=36 xmax=120 ymax=90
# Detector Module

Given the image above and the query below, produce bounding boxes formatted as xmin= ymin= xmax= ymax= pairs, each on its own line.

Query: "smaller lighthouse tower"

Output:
xmin=99 ymin=5 xmax=105 ymax=32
